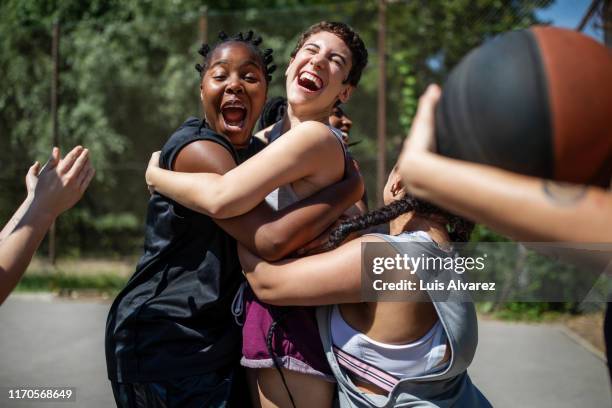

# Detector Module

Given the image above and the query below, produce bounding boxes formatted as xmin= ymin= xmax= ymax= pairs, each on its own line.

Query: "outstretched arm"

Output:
xmin=0 ymin=162 xmax=41 ymax=241
xmin=238 ymin=234 xmax=402 ymax=306
xmin=171 ymin=139 xmax=363 ymax=261
xmin=397 ymin=85 xmax=612 ymax=243
xmin=0 ymin=147 xmax=95 ymax=305
xmin=146 ymin=121 xmax=344 ymax=219
xmin=238 ymin=237 xmax=366 ymax=306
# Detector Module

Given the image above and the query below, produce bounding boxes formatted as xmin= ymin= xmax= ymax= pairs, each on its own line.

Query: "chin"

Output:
xmin=226 ymin=132 xmax=252 ymax=148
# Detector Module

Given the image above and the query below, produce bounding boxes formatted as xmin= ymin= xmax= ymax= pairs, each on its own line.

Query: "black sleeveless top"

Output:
xmin=105 ymin=117 xmax=264 ymax=382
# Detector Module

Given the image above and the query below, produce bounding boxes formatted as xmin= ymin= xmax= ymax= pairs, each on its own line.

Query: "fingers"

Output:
xmin=77 ymin=166 xmax=96 ymax=192
xmin=28 ymin=161 xmax=41 ymax=177
xmin=65 ymin=148 xmax=90 ymax=181
xmin=57 ymin=145 xmax=84 ymax=175
xmin=413 ymin=84 xmax=441 ymax=129
xmin=148 ymin=151 xmax=161 ymax=168
xmin=41 ymin=147 xmax=61 ymax=172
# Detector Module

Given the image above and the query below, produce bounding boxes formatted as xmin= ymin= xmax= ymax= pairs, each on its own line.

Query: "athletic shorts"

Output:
xmin=240 ymin=286 xmax=334 ymax=380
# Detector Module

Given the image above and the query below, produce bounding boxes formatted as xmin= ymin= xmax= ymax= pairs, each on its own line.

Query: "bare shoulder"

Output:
xmin=174 ymin=140 xmax=236 ymax=173
xmin=290 ymin=121 xmax=342 ymax=148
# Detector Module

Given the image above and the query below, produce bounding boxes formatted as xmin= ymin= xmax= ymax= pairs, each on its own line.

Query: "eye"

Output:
xmin=210 ymin=71 xmax=227 ymax=81
xmin=243 ymin=72 xmax=261 ymax=83
xmin=331 ymin=56 xmax=344 ymax=66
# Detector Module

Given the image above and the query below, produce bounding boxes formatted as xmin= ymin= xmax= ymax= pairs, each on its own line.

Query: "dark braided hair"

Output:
xmin=328 ymin=195 xmax=474 ymax=249
xmin=195 ymin=30 xmax=276 ymax=83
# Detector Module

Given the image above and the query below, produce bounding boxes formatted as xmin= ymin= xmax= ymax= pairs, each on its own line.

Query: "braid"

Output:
xmin=328 ymin=196 xmax=416 ymax=249
xmin=195 ymin=30 xmax=276 ymax=83
xmin=328 ymin=195 xmax=475 ymax=249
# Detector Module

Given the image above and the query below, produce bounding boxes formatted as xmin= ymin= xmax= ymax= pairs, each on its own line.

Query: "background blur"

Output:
xmin=0 ymin=0 xmax=609 ymax=318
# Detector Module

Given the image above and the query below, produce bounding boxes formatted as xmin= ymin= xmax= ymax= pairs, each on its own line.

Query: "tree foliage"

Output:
xmin=0 ymin=0 xmax=551 ymax=256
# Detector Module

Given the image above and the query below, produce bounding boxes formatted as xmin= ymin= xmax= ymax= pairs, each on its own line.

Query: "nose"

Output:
xmin=342 ymin=117 xmax=352 ymax=128
xmin=309 ymin=53 xmax=326 ymax=70
xmin=226 ymin=76 xmax=244 ymax=94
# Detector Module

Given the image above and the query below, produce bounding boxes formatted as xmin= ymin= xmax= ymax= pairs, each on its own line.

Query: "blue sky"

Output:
xmin=536 ymin=0 xmax=603 ymax=42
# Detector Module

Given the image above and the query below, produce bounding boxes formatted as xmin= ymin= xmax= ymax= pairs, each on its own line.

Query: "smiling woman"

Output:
xmin=143 ymin=22 xmax=369 ymax=408
xmin=199 ymin=39 xmax=270 ymax=148
xmin=106 ymin=29 xmax=364 ymax=408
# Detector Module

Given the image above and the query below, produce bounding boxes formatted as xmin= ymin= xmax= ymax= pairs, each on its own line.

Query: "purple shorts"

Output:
xmin=240 ymin=286 xmax=334 ymax=380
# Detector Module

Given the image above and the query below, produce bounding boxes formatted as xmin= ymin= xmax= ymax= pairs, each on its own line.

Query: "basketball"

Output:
xmin=435 ymin=26 xmax=612 ymax=186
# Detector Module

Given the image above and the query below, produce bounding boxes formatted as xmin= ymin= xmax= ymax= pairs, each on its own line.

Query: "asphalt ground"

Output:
xmin=0 ymin=294 xmax=609 ymax=407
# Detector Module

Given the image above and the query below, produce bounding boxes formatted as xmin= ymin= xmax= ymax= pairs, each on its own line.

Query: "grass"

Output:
xmin=14 ymin=257 xmax=133 ymax=297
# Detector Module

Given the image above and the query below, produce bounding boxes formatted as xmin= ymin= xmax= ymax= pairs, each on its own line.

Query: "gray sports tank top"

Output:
xmin=317 ymin=232 xmax=492 ymax=407
xmin=264 ymin=119 xmax=348 ymax=210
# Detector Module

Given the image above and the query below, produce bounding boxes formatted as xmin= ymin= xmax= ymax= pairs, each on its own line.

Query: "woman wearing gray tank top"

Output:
xmin=238 ymin=164 xmax=491 ymax=407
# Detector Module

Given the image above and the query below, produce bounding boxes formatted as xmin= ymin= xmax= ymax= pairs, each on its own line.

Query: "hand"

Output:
xmin=32 ymin=146 xmax=95 ymax=218
xmin=296 ymin=215 xmax=350 ymax=256
xmin=398 ymin=84 xmax=441 ymax=172
xmin=25 ymin=161 xmax=41 ymax=198
xmin=145 ymin=151 xmax=161 ymax=195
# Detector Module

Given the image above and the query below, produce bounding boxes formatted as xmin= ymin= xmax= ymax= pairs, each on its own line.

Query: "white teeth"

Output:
xmin=299 ymin=72 xmax=322 ymax=90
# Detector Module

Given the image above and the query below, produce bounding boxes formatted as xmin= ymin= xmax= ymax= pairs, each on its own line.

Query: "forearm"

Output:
xmin=0 ymin=202 xmax=55 ymax=304
xmin=257 ymin=177 xmax=363 ymax=260
xmin=0 ymin=195 xmax=34 ymax=241
xmin=402 ymin=152 xmax=612 ymax=242
xmin=148 ymin=167 xmax=234 ymax=217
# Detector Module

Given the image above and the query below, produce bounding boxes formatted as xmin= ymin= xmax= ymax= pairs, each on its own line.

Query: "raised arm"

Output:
xmin=146 ymin=121 xmax=344 ymax=219
xmin=170 ymin=139 xmax=363 ymax=261
xmin=0 ymin=147 xmax=94 ymax=304
xmin=397 ymin=85 xmax=612 ymax=243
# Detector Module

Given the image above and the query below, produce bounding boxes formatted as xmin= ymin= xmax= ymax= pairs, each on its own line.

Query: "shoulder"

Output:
xmin=160 ymin=118 xmax=236 ymax=170
xmin=174 ymin=139 xmax=236 ymax=173
xmin=290 ymin=121 xmax=342 ymax=149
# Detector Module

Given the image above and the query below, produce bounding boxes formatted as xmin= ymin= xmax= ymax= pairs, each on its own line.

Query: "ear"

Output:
xmin=390 ymin=173 xmax=406 ymax=198
xmin=285 ymin=57 xmax=295 ymax=77
xmin=338 ymin=85 xmax=354 ymax=104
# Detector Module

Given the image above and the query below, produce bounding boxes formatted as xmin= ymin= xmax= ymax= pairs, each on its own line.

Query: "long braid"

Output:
xmin=328 ymin=195 xmax=474 ymax=249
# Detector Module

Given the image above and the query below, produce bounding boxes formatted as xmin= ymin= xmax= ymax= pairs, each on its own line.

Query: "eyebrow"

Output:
xmin=304 ymin=42 xmax=348 ymax=65
xmin=209 ymin=59 xmax=263 ymax=70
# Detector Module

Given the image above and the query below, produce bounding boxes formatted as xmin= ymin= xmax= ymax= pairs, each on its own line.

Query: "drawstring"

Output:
xmin=231 ymin=281 xmax=247 ymax=326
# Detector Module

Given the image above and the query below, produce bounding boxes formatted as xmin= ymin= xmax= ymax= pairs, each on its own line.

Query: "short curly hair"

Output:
xmin=290 ymin=21 xmax=368 ymax=87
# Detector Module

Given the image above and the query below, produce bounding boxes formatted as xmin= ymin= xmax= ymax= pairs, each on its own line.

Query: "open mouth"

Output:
xmin=297 ymin=71 xmax=323 ymax=92
xmin=221 ymin=100 xmax=247 ymax=129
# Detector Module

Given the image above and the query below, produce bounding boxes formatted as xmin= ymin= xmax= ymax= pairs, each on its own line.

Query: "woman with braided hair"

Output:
xmin=106 ymin=30 xmax=362 ymax=408
xmin=144 ymin=21 xmax=369 ymax=408
xmin=237 ymin=163 xmax=491 ymax=406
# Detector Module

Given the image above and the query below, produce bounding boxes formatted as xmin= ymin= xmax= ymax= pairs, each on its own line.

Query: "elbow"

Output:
xmin=246 ymin=274 xmax=284 ymax=305
xmin=255 ymin=227 xmax=290 ymax=262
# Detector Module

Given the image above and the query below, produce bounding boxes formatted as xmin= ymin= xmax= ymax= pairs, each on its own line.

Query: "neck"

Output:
xmin=390 ymin=213 xmax=449 ymax=245
xmin=286 ymin=103 xmax=331 ymax=130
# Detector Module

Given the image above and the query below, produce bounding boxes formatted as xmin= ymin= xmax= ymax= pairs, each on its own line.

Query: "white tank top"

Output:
xmin=331 ymin=305 xmax=448 ymax=380
xmin=330 ymin=232 xmax=448 ymax=382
